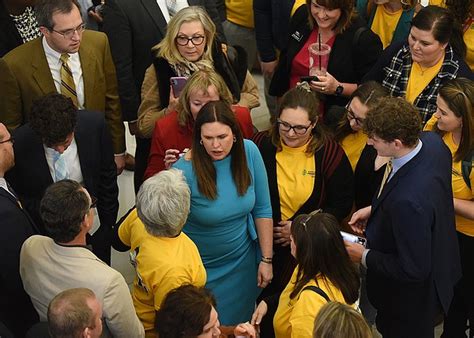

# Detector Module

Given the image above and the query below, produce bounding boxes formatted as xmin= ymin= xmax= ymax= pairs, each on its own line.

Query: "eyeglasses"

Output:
xmin=51 ymin=23 xmax=85 ymax=39
xmin=345 ymin=104 xmax=365 ymax=126
xmin=277 ymin=119 xmax=313 ymax=135
xmin=0 ymin=136 xmax=14 ymax=144
xmin=175 ymin=35 xmax=205 ymax=46
xmin=90 ymin=195 xmax=98 ymax=209
xmin=300 ymin=209 xmax=323 ymax=231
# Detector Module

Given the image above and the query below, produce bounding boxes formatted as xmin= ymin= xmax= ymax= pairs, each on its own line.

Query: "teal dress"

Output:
xmin=173 ymin=140 xmax=272 ymax=325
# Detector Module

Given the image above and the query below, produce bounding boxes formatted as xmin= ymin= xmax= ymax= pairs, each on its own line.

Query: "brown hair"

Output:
xmin=363 ymin=97 xmax=422 ymax=147
xmin=155 ymin=285 xmax=216 ymax=337
xmin=306 ymin=0 xmax=356 ymax=34
xmin=48 ymin=288 xmax=97 ymax=338
xmin=435 ymin=78 xmax=474 ymax=162
xmin=290 ymin=212 xmax=360 ymax=303
xmin=334 ymin=81 xmax=390 ymax=142
xmin=271 ymin=85 xmax=330 ymax=155
xmin=176 ymin=69 xmax=233 ymax=127
xmin=191 ymin=101 xmax=250 ymax=200
xmin=313 ymin=302 xmax=372 ymax=338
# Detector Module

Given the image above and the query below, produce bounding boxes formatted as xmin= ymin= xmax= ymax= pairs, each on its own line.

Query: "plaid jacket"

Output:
xmin=382 ymin=44 xmax=460 ymax=124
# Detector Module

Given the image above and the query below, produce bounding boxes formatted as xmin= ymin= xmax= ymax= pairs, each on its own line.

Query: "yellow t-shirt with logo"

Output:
xmin=371 ymin=5 xmax=403 ymax=49
xmin=225 ymin=0 xmax=254 ymax=28
xmin=118 ymin=209 xmax=207 ymax=337
xmin=442 ymin=133 xmax=474 ymax=236
xmin=405 ymin=56 xmax=444 ymax=103
xmin=340 ymin=130 xmax=368 ymax=172
xmin=276 ymin=141 xmax=315 ymax=220
xmin=273 ymin=268 xmax=349 ymax=338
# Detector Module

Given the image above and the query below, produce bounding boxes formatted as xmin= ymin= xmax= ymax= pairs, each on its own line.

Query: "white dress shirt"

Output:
xmin=43 ymin=139 xmax=100 ymax=234
xmin=0 ymin=177 xmax=16 ymax=198
xmin=42 ymin=37 xmax=85 ymax=109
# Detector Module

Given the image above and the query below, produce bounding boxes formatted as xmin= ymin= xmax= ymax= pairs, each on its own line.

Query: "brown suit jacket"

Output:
xmin=1 ymin=30 xmax=125 ymax=153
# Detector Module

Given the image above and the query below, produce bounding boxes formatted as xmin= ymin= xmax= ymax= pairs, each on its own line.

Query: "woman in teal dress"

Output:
xmin=173 ymin=100 xmax=273 ymax=325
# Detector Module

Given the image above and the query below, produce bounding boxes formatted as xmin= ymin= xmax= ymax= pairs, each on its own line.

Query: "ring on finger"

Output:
xmin=322 ymin=86 xmax=325 ymax=91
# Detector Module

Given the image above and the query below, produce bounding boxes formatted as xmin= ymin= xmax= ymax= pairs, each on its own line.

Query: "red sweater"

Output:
xmin=144 ymin=105 xmax=254 ymax=179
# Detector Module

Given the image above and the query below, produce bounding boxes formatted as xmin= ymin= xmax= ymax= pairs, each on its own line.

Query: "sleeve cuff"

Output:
xmin=362 ymin=249 xmax=370 ymax=268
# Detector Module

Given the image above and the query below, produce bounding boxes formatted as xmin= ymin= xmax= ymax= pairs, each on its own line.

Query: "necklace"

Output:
xmin=414 ymin=62 xmax=430 ymax=75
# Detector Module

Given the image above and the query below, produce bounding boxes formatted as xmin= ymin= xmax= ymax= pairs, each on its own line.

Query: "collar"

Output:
xmin=391 ymin=139 xmax=423 ymax=176
xmin=42 ymin=36 xmax=79 ymax=64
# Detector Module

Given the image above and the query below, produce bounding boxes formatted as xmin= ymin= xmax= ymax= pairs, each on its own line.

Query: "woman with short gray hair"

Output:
xmin=113 ymin=168 xmax=206 ymax=337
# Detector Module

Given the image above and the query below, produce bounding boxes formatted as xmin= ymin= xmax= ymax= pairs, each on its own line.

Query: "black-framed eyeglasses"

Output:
xmin=51 ymin=23 xmax=85 ymax=39
xmin=300 ymin=209 xmax=323 ymax=231
xmin=0 ymin=136 xmax=14 ymax=144
xmin=175 ymin=35 xmax=205 ymax=46
xmin=345 ymin=104 xmax=365 ymax=126
xmin=90 ymin=195 xmax=98 ymax=209
xmin=277 ymin=119 xmax=313 ymax=135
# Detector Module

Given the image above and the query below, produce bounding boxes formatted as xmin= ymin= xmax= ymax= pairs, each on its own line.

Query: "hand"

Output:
xmin=128 ymin=121 xmax=138 ymax=136
xmin=88 ymin=9 xmax=103 ymax=23
xmin=164 ymin=149 xmax=180 ymax=169
xmin=257 ymin=261 xmax=273 ymax=288
xmin=309 ymin=71 xmax=338 ymax=95
xmin=167 ymin=85 xmax=179 ymax=114
xmin=114 ymin=154 xmax=126 ymax=175
xmin=344 ymin=241 xmax=365 ymax=263
xmin=234 ymin=322 xmax=257 ymax=337
xmin=273 ymin=220 xmax=291 ymax=246
xmin=251 ymin=300 xmax=268 ymax=326
xmin=260 ymin=60 xmax=278 ymax=78
xmin=348 ymin=206 xmax=371 ymax=235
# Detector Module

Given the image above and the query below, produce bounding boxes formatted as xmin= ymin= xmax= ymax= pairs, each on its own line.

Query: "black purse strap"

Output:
xmin=301 ymin=285 xmax=331 ymax=303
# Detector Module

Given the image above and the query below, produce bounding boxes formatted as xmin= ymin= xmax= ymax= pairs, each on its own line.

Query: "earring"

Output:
xmin=200 ymin=139 xmax=203 ymax=145
xmin=233 ymin=137 xmax=236 ymax=143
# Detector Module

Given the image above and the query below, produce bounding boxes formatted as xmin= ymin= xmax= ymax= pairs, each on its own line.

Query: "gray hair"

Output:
xmin=136 ymin=169 xmax=191 ymax=237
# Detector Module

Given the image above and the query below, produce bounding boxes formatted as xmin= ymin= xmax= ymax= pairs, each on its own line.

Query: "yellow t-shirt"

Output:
xmin=273 ymin=268 xmax=349 ymax=338
xmin=225 ymin=0 xmax=254 ymax=28
xmin=442 ymin=133 xmax=474 ymax=236
xmin=118 ymin=209 xmax=207 ymax=337
xmin=429 ymin=0 xmax=445 ymax=6
xmin=291 ymin=0 xmax=306 ymax=16
xmin=276 ymin=141 xmax=315 ymax=220
xmin=340 ymin=130 xmax=368 ymax=172
xmin=464 ymin=22 xmax=474 ymax=71
xmin=405 ymin=56 xmax=444 ymax=103
xmin=371 ymin=5 xmax=403 ymax=49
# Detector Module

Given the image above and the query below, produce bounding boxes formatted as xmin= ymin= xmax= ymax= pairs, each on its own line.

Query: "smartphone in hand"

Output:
xmin=170 ymin=77 xmax=187 ymax=97
xmin=300 ymin=75 xmax=320 ymax=82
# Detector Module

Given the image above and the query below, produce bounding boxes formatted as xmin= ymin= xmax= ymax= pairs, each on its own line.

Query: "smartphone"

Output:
xmin=300 ymin=75 xmax=320 ymax=82
xmin=340 ymin=231 xmax=367 ymax=247
xmin=170 ymin=77 xmax=187 ymax=97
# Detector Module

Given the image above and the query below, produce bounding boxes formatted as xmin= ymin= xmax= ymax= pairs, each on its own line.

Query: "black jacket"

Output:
xmin=101 ymin=0 xmax=225 ymax=121
xmin=270 ymin=5 xmax=382 ymax=109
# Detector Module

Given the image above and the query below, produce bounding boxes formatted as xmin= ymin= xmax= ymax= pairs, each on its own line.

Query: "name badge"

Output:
xmin=291 ymin=31 xmax=303 ymax=42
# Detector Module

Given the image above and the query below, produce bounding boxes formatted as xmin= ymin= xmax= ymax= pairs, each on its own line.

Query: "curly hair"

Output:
xmin=155 ymin=285 xmax=216 ymax=337
xmin=29 ymin=93 xmax=77 ymax=147
xmin=363 ymin=97 xmax=422 ymax=147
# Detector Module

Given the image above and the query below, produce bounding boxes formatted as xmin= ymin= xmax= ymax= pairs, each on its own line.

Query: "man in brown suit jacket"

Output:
xmin=0 ymin=0 xmax=126 ymax=173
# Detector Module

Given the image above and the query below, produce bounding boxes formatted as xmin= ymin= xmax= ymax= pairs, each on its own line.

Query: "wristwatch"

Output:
xmin=335 ymin=84 xmax=344 ymax=96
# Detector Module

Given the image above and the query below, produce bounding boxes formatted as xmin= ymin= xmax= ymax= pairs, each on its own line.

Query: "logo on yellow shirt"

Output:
xmin=302 ymin=169 xmax=316 ymax=177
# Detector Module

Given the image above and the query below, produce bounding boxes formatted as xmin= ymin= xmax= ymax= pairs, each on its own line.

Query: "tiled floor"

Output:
xmin=111 ymin=72 xmax=445 ymax=337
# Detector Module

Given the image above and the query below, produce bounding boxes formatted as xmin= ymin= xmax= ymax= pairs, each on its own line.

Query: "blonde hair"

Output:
xmin=154 ymin=6 xmax=216 ymax=66
xmin=313 ymin=302 xmax=372 ymax=338
xmin=176 ymin=69 xmax=233 ymax=126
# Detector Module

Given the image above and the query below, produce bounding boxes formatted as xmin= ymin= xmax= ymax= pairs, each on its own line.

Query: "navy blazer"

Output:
xmin=365 ymin=132 xmax=461 ymax=330
xmin=6 ymin=110 xmax=119 ymax=235
xmin=0 ymin=186 xmax=38 ymax=336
